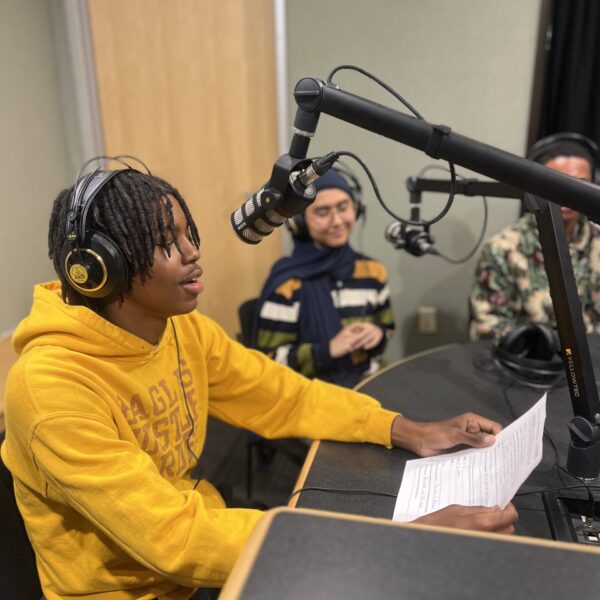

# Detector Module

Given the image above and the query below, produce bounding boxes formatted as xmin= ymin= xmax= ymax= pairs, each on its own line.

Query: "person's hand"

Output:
xmin=329 ymin=325 xmax=363 ymax=358
xmin=346 ymin=322 xmax=384 ymax=350
xmin=329 ymin=323 xmax=384 ymax=358
xmin=414 ymin=503 xmax=518 ymax=535
xmin=391 ymin=413 xmax=502 ymax=457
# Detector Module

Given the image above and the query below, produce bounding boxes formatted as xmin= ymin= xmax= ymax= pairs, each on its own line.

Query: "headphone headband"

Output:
xmin=528 ymin=133 xmax=600 ymax=172
xmin=60 ymin=154 xmax=151 ymax=300
xmin=65 ymin=170 xmax=125 ymax=247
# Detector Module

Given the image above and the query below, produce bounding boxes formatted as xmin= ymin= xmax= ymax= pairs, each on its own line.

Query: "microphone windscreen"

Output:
xmin=230 ymin=193 xmax=286 ymax=244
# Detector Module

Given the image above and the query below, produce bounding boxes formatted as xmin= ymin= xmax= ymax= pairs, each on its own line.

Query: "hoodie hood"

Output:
xmin=13 ymin=281 xmax=158 ymax=359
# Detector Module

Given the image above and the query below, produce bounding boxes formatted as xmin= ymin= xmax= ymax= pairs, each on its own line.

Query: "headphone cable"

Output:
xmin=171 ymin=318 xmax=202 ymax=490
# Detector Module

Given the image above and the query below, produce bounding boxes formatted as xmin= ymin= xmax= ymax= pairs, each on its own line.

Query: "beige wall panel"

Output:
xmin=87 ymin=0 xmax=280 ymax=335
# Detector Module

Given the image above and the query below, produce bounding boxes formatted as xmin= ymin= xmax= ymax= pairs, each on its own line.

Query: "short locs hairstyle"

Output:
xmin=48 ymin=170 xmax=200 ymax=308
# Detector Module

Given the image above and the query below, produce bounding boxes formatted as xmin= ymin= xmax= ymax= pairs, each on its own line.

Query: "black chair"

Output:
xmin=0 ymin=430 xmax=44 ymax=600
xmin=236 ymin=299 xmax=308 ymax=501
xmin=236 ymin=298 xmax=267 ymax=497
xmin=237 ymin=298 xmax=259 ymax=348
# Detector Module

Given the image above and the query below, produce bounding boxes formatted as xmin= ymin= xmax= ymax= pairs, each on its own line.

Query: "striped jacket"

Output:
xmin=255 ymin=253 xmax=395 ymax=386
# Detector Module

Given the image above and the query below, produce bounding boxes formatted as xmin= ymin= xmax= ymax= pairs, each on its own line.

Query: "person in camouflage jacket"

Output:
xmin=470 ymin=135 xmax=600 ymax=340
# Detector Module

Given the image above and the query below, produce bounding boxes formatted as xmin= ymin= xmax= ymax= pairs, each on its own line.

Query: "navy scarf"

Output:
xmin=253 ymin=240 xmax=357 ymax=382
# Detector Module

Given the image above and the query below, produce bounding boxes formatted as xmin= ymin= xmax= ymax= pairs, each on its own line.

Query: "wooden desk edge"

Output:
xmin=220 ymin=506 xmax=600 ymax=598
xmin=219 ymin=508 xmax=281 ymax=599
xmin=355 ymin=342 xmax=459 ymax=391
xmin=288 ymin=439 xmax=320 ymax=508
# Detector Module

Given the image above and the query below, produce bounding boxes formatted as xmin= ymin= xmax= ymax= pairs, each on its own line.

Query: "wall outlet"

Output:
xmin=417 ymin=305 xmax=437 ymax=334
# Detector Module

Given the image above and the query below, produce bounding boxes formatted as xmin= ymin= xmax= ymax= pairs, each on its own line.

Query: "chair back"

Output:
xmin=237 ymin=298 xmax=258 ymax=347
xmin=0 ymin=431 xmax=44 ymax=600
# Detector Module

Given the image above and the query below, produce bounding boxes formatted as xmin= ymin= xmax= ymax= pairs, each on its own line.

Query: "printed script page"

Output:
xmin=393 ymin=394 xmax=546 ymax=522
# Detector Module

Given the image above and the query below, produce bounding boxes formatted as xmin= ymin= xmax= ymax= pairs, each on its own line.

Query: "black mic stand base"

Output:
xmin=544 ymin=418 xmax=599 ymax=546
xmin=567 ymin=438 xmax=600 ymax=482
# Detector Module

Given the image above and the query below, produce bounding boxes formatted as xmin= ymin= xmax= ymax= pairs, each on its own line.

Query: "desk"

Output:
xmin=220 ymin=507 xmax=600 ymax=599
xmin=292 ymin=339 xmax=600 ymax=540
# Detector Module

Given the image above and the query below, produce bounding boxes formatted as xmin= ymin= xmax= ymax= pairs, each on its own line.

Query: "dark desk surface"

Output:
xmin=293 ymin=339 xmax=600 ymax=539
xmin=220 ymin=508 xmax=600 ymax=600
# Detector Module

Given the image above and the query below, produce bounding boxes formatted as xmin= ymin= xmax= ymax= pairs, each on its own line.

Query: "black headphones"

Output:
xmin=528 ymin=132 xmax=600 ymax=183
xmin=60 ymin=155 xmax=150 ymax=300
xmin=286 ymin=166 xmax=365 ymax=241
xmin=493 ymin=323 xmax=564 ymax=389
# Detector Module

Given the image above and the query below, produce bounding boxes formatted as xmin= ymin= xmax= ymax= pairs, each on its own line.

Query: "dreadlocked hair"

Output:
xmin=48 ymin=169 xmax=200 ymax=309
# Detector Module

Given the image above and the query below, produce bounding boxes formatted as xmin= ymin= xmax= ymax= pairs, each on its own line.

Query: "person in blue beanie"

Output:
xmin=253 ymin=168 xmax=395 ymax=389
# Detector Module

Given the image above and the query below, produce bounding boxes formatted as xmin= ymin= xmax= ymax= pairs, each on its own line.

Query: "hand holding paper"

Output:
xmin=391 ymin=411 xmax=502 ymax=457
xmin=393 ymin=394 xmax=547 ymax=522
xmin=415 ymin=503 xmax=518 ymax=534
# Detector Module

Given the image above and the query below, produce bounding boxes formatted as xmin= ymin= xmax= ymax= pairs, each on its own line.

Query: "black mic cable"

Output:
xmin=384 ymin=164 xmax=489 ymax=263
xmin=433 ymin=193 xmax=488 ymax=264
xmin=326 ymin=66 xmax=457 ymax=228
xmin=415 ymin=165 xmax=489 ymax=265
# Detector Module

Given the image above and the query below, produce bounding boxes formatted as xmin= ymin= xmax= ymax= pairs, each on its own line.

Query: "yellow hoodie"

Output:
xmin=2 ymin=282 xmax=398 ymax=600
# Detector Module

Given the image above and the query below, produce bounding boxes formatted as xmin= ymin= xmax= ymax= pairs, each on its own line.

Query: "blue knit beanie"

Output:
xmin=313 ymin=168 xmax=352 ymax=194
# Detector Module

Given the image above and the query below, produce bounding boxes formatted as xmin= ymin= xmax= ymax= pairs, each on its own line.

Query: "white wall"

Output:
xmin=0 ymin=0 xmax=79 ymax=332
xmin=285 ymin=0 xmax=541 ymax=360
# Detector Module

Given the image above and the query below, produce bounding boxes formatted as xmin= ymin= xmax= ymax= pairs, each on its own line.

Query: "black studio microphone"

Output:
xmin=385 ymin=221 xmax=438 ymax=256
xmin=231 ymin=153 xmax=338 ymax=244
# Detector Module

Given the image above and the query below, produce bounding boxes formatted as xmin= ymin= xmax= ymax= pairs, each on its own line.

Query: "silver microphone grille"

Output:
xmin=241 ymin=228 xmax=262 ymax=243
xmin=253 ymin=218 xmax=275 ymax=235
xmin=243 ymin=197 xmax=258 ymax=218
xmin=232 ymin=208 xmax=245 ymax=227
xmin=265 ymin=209 xmax=286 ymax=226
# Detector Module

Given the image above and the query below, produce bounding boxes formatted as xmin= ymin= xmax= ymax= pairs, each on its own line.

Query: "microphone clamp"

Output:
xmin=385 ymin=221 xmax=437 ymax=256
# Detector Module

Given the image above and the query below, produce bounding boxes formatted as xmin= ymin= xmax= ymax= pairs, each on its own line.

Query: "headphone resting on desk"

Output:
xmin=493 ymin=323 xmax=564 ymax=389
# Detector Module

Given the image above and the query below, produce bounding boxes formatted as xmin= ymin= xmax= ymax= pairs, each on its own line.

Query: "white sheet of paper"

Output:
xmin=393 ymin=393 xmax=547 ymax=522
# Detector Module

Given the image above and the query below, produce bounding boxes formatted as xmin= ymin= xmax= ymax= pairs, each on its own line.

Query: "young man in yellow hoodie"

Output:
xmin=1 ymin=164 xmax=517 ymax=600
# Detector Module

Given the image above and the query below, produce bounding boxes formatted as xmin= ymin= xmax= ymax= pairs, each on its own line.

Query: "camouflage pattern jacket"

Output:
xmin=469 ymin=213 xmax=600 ymax=340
